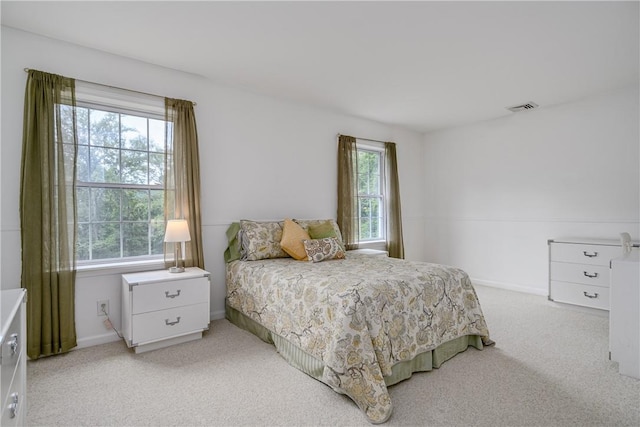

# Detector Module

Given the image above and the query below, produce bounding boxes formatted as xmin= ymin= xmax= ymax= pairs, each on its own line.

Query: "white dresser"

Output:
xmin=1 ymin=289 xmax=27 ymax=426
xmin=548 ymin=238 xmax=625 ymax=310
xmin=122 ymin=268 xmax=210 ymax=353
xmin=609 ymin=250 xmax=640 ymax=379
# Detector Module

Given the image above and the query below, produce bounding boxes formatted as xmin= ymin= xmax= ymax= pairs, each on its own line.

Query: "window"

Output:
xmin=357 ymin=145 xmax=385 ymax=242
xmin=60 ymin=83 xmax=169 ymax=264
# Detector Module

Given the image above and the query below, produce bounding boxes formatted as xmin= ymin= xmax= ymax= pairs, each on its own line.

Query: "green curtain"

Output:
xmin=20 ymin=70 xmax=78 ymax=359
xmin=164 ymin=98 xmax=205 ymax=269
xmin=385 ymin=142 xmax=405 ymax=259
xmin=337 ymin=135 xmax=359 ymax=250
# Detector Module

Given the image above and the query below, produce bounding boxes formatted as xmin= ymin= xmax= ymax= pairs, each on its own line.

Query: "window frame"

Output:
xmin=70 ymin=82 xmax=170 ymax=268
xmin=356 ymin=141 xmax=386 ymax=248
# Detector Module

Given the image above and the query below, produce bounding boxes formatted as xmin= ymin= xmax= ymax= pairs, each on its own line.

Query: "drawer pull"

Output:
xmin=583 ymin=251 xmax=598 ymax=258
xmin=583 ymin=271 xmax=599 ymax=278
xmin=8 ymin=393 xmax=19 ymax=418
xmin=165 ymin=317 xmax=181 ymax=326
xmin=8 ymin=333 xmax=18 ymax=356
xmin=583 ymin=291 xmax=599 ymax=299
xmin=165 ymin=290 xmax=181 ymax=299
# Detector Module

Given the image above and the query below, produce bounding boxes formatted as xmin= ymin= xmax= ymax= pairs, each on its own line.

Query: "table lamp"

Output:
xmin=164 ymin=219 xmax=191 ymax=273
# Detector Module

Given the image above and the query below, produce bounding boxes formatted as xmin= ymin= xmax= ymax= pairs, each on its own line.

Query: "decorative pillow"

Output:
xmin=280 ymin=218 xmax=311 ymax=261
xmin=224 ymin=222 xmax=242 ymax=263
xmin=294 ymin=219 xmax=344 ymax=247
xmin=240 ymin=220 xmax=289 ymax=261
xmin=308 ymin=221 xmax=338 ymax=240
xmin=303 ymin=237 xmax=346 ymax=263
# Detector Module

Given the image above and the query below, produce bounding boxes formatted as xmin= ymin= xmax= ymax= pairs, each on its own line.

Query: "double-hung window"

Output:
xmin=61 ymin=83 xmax=170 ymax=265
xmin=356 ymin=143 xmax=385 ymax=243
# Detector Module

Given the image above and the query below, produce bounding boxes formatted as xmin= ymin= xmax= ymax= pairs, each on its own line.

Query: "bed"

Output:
xmin=225 ymin=219 xmax=493 ymax=424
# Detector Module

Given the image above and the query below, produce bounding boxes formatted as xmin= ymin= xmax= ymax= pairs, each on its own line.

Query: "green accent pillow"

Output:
xmin=308 ymin=221 xmax=337 ymax=240
xmin=224 ymin=222 xmax=242 ymax=263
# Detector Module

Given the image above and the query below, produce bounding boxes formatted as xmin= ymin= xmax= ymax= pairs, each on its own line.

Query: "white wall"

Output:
xmin=423 ymin=86 xmax=640 ymax=294
xmin=1 ymin=27 xmax=425 ymax=347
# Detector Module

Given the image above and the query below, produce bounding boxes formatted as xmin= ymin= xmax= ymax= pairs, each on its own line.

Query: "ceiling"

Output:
xmin=2 ymin=1 xmax=638 ymax=133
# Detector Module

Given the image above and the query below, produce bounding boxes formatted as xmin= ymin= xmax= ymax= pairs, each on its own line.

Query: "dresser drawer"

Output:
xmin=131 ymin=303 xmax=209 ymax=345
xmin=549 ymin=262 xmax=610 ymax=287
xmin=1 ymin=358 xmax=24 ymax=427
xmin=550 ymin=281 xmax=609 ymax=310
xmin=131 ymin=277 xmax=209 ymax=314
xmin=550 ymin=243 xmax=620 ymax=266
xmin=1 ymin=312 xmax=22 ymax=407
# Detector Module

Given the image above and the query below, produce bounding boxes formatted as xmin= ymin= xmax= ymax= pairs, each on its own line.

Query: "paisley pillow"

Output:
xmin=303 ymin=237 xmax=346 ymax=263
xmin=240 ymin=220 xmax=288 ymax=261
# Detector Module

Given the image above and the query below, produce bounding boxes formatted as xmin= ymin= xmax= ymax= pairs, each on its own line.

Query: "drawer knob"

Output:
xmin=8 ymin=392 xmax=19 ymax=419
xmin=583 ymin=251 xmax=598 ymax=258
xmin=583 ymin=271 xmax=599 ymax=278
xmin=165 ymin=290 xmax=181 ymax=299
xmin=165 ymin=317 xmax=181 ymax=326
xmin=583 ymin=291 xmax=599 ymax=299
xmin=8 ymin=333 xmax=18 ymax=356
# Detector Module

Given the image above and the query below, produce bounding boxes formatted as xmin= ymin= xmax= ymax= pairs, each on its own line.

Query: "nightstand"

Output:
xmin=548 ymin=238 xmax=624 ymax=310
xmin=121 ymin=267 xmax=210 ymax=353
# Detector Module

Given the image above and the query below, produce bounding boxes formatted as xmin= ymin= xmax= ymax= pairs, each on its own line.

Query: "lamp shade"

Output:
xmin=164 ymin=219 xmax=191 ymax=243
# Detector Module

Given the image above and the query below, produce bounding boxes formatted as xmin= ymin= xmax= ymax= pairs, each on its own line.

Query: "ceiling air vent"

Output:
xmin=506 ymin=102 xmax=539 ymax=113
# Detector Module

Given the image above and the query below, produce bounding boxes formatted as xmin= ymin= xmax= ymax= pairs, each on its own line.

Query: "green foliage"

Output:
xmin=357 ymin=149 xmax=383 ymax=241
xmin=65 ymin=106 xmax=168 ymax=261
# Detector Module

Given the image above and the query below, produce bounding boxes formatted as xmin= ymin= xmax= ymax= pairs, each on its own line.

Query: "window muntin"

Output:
xmin=357 ymin=147 xmax=385 ymax=242
xmin=61 ymin=102 xmax=169 ymax=264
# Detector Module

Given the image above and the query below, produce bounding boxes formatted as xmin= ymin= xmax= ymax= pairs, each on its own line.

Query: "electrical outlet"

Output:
xmin=97 ymin=299 xmax=109 ymax=316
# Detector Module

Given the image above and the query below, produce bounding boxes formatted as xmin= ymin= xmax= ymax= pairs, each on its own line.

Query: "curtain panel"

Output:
xmin=337 ymin=135 xmax=359 ymax=250
xmin=384 ymin=142 xmax=405 ymax=259
xmin=164 ymin=98 xmax=205 ymax=269
xmin=20 ymin=70 xmax=78 ymax=359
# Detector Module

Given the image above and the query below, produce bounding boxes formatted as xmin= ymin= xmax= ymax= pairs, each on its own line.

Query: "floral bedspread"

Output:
xmin=226 ymin=253 xmax=492 ymax=423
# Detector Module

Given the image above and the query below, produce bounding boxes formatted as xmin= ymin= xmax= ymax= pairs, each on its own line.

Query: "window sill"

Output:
xmin=357 ymin=240 xmax=387 ymax=251
xmin=76 ymin=259 xmax=166 ymax=278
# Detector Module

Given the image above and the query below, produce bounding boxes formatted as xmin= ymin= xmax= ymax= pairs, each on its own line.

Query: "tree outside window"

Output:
xmin=357 ymin=149 xmax=384 ymax=242
xmin=60 ymin=105 xmax=168 ymax=263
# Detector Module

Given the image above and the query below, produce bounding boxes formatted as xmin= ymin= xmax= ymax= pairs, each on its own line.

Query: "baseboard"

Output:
xmin=211 ymin=309 xmax=226 ymax=320
xmin=76 ymin=332 xmax=122 ymax=349
xmin=471 ymin=278 xmax=547 ymax=296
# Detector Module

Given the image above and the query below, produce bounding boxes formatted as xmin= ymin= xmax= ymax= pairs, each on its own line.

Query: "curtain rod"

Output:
xmin=336 ymin=133 xmax=387 ymax=144
xmin=23 ymin=68 xmax=197 ymax=106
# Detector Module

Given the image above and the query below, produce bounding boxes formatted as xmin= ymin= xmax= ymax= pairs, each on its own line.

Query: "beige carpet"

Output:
xmin=27 ymin=285 xmax=640 ymax=426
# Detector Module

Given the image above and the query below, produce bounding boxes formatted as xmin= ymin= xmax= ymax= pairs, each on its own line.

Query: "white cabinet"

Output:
xmin=610 ymin=250 xmax=640 ymax=379
xmin=1 ymin=289 xmax=26 ymax=426
xmin=122 ymin=268 xmax=210 ymax=353
xmin=548 ymin=238 xmax=625 ymax=310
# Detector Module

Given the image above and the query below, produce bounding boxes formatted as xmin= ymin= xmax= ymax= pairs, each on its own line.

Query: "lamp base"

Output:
xmin=168 ymin=266 xmax=185 ymax=273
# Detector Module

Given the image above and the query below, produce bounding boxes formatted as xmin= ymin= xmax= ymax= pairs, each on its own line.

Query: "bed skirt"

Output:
xmin=225 ymin=302 xmax=486 ymax=388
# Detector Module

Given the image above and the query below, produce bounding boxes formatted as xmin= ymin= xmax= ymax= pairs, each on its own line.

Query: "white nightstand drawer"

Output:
xmin=550 ymin=281 xmax=609 ymax=310
xmin=131 ymin=277 xmax=209 ymax=314
xmin=550 ymin=243 xmax=620 ymax=266
xmin=549 ymin=262 xmax=610 ymax=287
xmin=131 ymin=303 xmax=209 ymax=345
